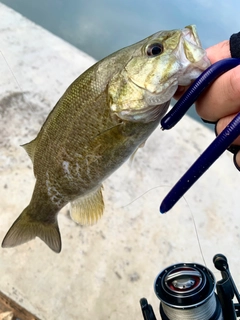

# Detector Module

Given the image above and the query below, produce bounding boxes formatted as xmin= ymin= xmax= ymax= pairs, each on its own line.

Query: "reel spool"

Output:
xmin=154 ymin=263 xmax=223 ymax=320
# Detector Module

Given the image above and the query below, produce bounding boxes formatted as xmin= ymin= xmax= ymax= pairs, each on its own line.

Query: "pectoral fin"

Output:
xmin=70 ymin=185 xmax=104 ymax=225
xmin=130 ymin=140 xmax=147 ymax=163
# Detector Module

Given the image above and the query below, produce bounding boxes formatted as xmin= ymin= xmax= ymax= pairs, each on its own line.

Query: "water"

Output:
xmin=1 ymin=0 xmax=240 ymax=125
xmin=1 ymin=0 xmax=240 ymax=60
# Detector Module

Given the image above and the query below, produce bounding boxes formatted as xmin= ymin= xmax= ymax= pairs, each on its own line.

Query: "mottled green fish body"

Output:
xmin=2 ymin=25 xmax=210 ymax=252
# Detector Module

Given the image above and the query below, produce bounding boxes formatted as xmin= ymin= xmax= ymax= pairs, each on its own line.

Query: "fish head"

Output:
xmin=109 ymin=25 xmax=210 ymax=122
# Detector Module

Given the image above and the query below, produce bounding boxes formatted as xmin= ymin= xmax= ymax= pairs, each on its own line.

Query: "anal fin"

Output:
xmin=70 ymin=185 xmax=104 ymax=225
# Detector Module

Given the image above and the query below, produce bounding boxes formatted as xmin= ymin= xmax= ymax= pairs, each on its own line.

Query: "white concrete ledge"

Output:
xmin=1 ymin=3 xmax=239 ymax=319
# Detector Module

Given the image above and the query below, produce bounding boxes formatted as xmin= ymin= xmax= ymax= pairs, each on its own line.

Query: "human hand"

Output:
xmin=175 ymin=40 xmax=240 ymax=169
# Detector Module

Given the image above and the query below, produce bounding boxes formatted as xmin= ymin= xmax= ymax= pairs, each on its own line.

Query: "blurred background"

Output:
xmin=1 ymin=0 xmax=240 ymax=123
xmin=1 ymin=0 xmax=240 ymax=60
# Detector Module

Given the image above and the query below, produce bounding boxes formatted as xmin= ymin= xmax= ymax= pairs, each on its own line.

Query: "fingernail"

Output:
xmin=227 ymin=145 xmax=240 ymax=154
xmin=233 ymin=152 xmax=240 ymax=171
xmin=214 ymin=121 xmax=240 ymax=155
xmin=201 ymin=118 xmax=217 ymax=124
xmin=214 ymin=122 xmax=218 ymax=137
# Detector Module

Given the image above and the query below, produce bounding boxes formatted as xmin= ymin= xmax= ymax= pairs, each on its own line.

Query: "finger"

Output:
xmin=196 ymin=65 xmax=240 ymax=122
xmin=173 ymin=85 xmax=188 ymax=100
xmin=215 ymin=114 xmax=240 ymax=145
xmin=205 ymin=40 xmax=231 ymax=63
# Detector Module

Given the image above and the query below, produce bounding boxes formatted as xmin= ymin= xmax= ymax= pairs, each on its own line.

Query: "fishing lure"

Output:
xmin=160 ymin=58 xmax=240 ymax=213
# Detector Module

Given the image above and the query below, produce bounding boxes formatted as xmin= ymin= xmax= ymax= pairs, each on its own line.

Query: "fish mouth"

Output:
xmin=182 ymin=25 xmax=210 ymax=70
xmin=183 ymin=25 xmax=201 ymax=48
xmin=175 ymin=25 xmax=211 ymax=86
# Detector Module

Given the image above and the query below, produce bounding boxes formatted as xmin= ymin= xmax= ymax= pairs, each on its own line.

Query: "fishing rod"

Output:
xmin=140 ymin=253 xmax=240 ymax=320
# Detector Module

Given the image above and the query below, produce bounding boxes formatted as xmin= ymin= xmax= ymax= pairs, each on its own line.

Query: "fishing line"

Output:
xmin=122 ymin=184 xmax=208 ymax=268
xmin=121 ymin=184 xmax=172 ymax=208
xmin=0 ymin=51 xmax=24 ymax=92
xmin=0 ymin=50 xmax=42 ymax=130
xmin=182 ymin=195 xmax=207 ymax=268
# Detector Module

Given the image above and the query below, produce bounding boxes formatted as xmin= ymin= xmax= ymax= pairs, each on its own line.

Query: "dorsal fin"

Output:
xmin=70 ymin=185 xmax=104 ymax=225
xmin=21 ymin=137 xmax=38 ymax=164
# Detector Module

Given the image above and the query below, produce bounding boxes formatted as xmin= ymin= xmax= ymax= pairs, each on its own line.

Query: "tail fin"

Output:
xmin=2 ymin=206 xmax=62 ymax=253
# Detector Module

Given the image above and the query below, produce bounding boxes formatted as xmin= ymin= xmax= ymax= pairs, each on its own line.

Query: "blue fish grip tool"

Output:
xmin=160 ymin=58 xmax=240 ymax=214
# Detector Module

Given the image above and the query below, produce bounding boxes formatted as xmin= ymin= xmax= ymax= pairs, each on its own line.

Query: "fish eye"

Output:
xmin=146 ymin=43 xmax=164 ymax=57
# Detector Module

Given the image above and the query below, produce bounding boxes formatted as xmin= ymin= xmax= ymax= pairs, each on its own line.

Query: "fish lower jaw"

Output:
xmin=115 ymin=101 xmax=170 ymax=123
xmin=189 ymin=55 xmax=211 ymax=73
xmin=178 ymin=56 xmax=211 ymax=86
xmin=145 ymin=80 xmax=178 ymax=105
xmin=178 ymin=67 xmax=206 ymax=86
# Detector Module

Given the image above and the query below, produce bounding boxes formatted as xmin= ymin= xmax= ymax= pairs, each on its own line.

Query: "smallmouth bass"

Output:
xmin=2 ymin=25 xmax=210 ymax=253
